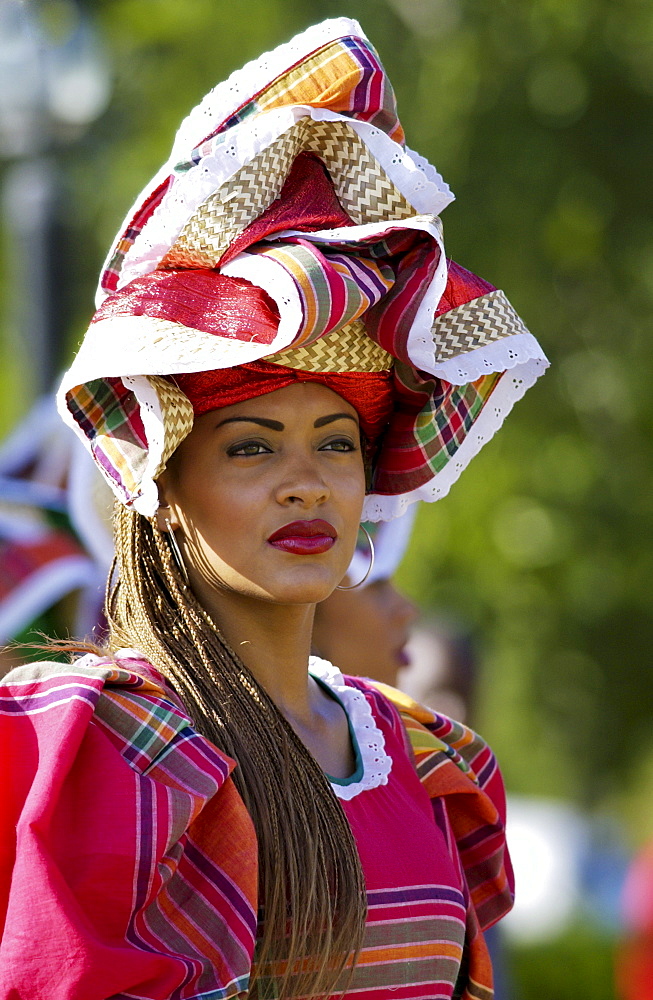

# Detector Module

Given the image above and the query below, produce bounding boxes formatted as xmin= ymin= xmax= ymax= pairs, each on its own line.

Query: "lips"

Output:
xmin=268 ymin=519 xmax=337 ymax=555
xmin=396 ymin=646 xmax=412 ymax=667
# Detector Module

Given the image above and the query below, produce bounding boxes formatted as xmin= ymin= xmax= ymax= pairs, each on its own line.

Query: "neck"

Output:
xmin=203 ymin=589 xmax=317 ymax=716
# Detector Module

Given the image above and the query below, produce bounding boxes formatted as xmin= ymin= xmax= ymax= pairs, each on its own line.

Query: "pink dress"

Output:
xmin=0 ymin=651 xmax=513 ymax=999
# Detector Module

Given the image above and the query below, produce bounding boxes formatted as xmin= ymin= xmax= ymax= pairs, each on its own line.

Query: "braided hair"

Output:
xmin=106 ymin=502 xmax=366 ymax=999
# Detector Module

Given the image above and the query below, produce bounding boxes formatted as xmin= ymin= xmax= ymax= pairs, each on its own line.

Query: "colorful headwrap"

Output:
xmin=57 ymin=17 xmax=548 ymax=520
xmin=173 ymin=363 xmax=394 ymax=443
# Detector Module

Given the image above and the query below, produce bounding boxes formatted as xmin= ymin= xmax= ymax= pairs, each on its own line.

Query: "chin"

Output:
xmin=253 ymin=567 xmax=342 ymax=606
xmin=267 ymin=581 xmax=340 ymax=606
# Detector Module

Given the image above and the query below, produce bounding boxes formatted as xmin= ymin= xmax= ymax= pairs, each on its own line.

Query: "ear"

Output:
xmin=155 ymin=471 xmax=180 ymax=533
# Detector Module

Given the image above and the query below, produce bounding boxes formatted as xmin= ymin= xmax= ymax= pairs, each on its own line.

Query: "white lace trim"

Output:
xmin=57 ymin=330 xmax=549 ymax=520
xmin=362 ymin=355 xmax=550 ymax=522
xmin=170 ymin=18 xmax=366 ymax=163
xmin=334 ymin=114 xmax=452 ymax=217
xmin=404 ymin=230 xmax=449 ymax=372
xmin=427 ymin=331 xmax=548 ymax=385
xmin=58 ymin=313 xmax=288 ymax=389
xmin=114 ymin=106 xmax=452 ymax=298
xmin=62 ymin=212 xmax=446 ymax=401
xmin=221 ymin=253 xmax=303 ymax=352
xmin=96 ymin=17 xmax=369 ymax=305
xmin=257 ymin=212 xmax=448 ymax=372
xmin=73 ymin=649 xmax=393 ymax=801
xmin=309 ymin=656 xmax=393 ymax=800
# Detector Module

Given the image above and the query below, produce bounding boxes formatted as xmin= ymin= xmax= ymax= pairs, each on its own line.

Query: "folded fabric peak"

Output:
xmin=57 ymin=16 xmax=548 ymax=520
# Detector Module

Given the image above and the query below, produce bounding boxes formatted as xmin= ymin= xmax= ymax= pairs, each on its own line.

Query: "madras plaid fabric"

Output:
xmin=67 ymin=211 xmax=446 ymax=507
xmin=59 ymin=18 xmax=547 ymax=517
xmin=67 ymin=238 xmax=510 ymax=510
xmin=370 ymin=681 xmax=515 ymax=1000
xmin=253 ymin=676 xmax=512 ymax=999
xmin=373 ymin=368 xmax=503 ymax=494
xmin=68 ymin=377 xmax=148 ymax=500
xmin=246 ymin=226 xmax=434 ymax=352
xmin=0 ymin=655 xmax=257 ymax=999
xmin=101 ymin=34 xmax=402 ymax=295
xmin=0 ymin=655 xmax=513 ymax=999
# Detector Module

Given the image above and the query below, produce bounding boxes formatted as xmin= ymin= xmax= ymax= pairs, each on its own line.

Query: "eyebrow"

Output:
xmin=215 ymin=416 xmax=284 ymax=431
xmin=313 ymin=412 xmax=358 ymax=428
xmin=215 ymin=412 xmax=358 ymax=431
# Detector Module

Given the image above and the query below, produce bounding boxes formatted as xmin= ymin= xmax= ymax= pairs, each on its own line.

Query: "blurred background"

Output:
xmin=0 ymin=0 xmax=652 ymax=996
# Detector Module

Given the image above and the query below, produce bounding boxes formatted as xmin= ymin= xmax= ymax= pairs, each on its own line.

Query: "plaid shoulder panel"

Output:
xmin=0 ymin=656 xmax=147 ymax=716
xmin=0 ymin=654 xmax=257 ymax=999
xmin=1 ymin=654 xmax=236 ymax=778
xmin=366 ymin=680 xmax=515 ymax=937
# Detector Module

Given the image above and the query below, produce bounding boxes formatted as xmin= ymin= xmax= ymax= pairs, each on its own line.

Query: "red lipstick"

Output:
xmin=267 ymin=520 xmax=337 ymax=555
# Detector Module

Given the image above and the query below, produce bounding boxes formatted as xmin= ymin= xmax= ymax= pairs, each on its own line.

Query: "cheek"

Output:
xmin=337 ymin=465 xmax=367 ymax=524
xmin=174 ymin=468 xmax=257 ymax=550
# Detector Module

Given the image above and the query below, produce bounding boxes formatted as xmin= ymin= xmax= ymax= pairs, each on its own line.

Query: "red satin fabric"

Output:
xmin=172 ymin=363 xmax=395 ymax=443
xmin=94 ymin=270 xmax=281 ymax=345
xmin=435 ymin=260 xmax=495 ymax=316
xmin=220 ymin=152 xmax=353 ymax=267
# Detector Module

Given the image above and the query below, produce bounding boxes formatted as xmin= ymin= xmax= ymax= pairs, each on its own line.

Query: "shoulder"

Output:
xmin=355 ymin=678 xmax=500 ymax=791
xmin=0 ymin=654 xmax=257 ymax=998
xmin=355 ymin=679 xmax=515 ymax=929
xmin=1 ymin=650 xmax=235 ymax=785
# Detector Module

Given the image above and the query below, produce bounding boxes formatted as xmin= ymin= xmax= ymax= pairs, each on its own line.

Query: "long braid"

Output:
xmin=106 ymin=502 xmax=366 ymax=999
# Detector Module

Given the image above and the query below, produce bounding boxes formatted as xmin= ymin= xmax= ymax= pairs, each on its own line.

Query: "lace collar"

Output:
xmin=308 ymin=656 xmax=393 ymax=801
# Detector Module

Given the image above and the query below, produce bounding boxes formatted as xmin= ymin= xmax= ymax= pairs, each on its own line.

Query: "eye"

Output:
xmin=227 ymin=440 xmax=273 ymax=457
xmin=320 ymin=437 xmax=357 ymax=453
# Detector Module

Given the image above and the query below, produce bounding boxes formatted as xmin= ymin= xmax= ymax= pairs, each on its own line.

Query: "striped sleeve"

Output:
xmin=0 ymin=655 xmax=257 ymax=1000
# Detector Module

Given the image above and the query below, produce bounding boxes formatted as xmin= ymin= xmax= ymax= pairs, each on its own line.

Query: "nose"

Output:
xmin=275 ymin=451 xmax=330 ymax=508
xmin=391 ymin=587 xmax=419 ymax=627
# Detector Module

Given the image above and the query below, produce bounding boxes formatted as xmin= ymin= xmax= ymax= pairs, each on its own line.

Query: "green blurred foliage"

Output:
xmin=510 ymin=925 xmax=616 ymax=1000
xmin=1 ymin=1 xmax=650 ymax=993
xmin=1 ymin=0 xmax=652 ymax=836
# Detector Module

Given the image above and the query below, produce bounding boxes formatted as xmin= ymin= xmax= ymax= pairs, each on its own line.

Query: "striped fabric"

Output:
xmin=0 ymin=656 xmax=257 ymax=1000
xmin=372 ymin=680 xmax=515 ymax=999
xmin=101 ymin=34 xmax=402 ymax=296
xmin=58 ymin=18 xmax=547 ymax=520
xmin=67 ymin=377 xmax=148 ymax=499
xmin=374 ymin=364 xmax=503 ymax=494
xmin=0 ymin=654 xmax=512 ymax=999
xmin=245 ymin=237 xmax=396 ymax=348
xmin=67 ymin=211 xmax=446 ymax=512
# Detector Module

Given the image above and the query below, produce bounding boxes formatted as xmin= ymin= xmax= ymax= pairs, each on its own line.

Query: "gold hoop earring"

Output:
xmin=336 ymin=525 xmax=375 ymax=591
xmin=165 ymin=520 xmax=189 ymax=584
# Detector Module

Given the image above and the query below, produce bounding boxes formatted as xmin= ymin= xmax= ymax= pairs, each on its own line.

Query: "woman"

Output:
xmin=0 ymin=18 xmax=548 ymax=1000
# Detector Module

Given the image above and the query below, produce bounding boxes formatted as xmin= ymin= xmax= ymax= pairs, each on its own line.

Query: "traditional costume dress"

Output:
xmin=0 ymin=18 xmax=548 ymax=1000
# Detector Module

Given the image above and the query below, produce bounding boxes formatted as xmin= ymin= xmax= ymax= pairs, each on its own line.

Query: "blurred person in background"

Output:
xmin=616 ymin=840 xmax=653 ymax=1000
xmin=313 ymin=511 xmax=418 ymax=687
xmin=0 ymin=395 xmax=111 ymax=676
xmin=399 ymin=618 xmax=478 ymax=724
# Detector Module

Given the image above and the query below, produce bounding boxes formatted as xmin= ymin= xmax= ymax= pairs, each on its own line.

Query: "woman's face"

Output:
xmin=157 ymin=382 xmax=366 ymax=610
